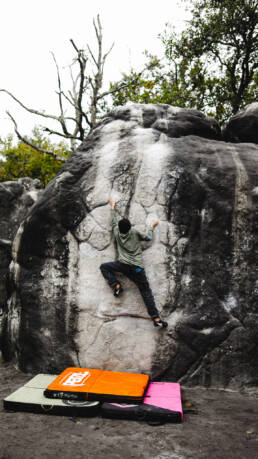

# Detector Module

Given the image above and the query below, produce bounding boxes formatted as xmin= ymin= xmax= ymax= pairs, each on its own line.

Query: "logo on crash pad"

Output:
xmin=60 ymin=371 xmax=91 ymax=387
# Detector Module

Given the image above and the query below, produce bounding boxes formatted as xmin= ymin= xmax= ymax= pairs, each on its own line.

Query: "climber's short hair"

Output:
xmin=118 ymin=218 xmax=131 ymax=234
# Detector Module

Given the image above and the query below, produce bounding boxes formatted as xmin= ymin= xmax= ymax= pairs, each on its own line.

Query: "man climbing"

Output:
xmin=100 ymin=198 xmax=168 ymax=328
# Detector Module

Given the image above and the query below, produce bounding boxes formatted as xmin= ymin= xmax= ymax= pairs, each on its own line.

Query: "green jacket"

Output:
xmin=111 ymin=209 xmax=154 ymax=268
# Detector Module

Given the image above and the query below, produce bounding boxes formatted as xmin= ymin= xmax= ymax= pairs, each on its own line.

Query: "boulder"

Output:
xmin=223 ymin=102 xmax=258 ymax=144
xmin=0 ymin=178 xmax=42 ymax=352
xmin=3 ymin=104 xmax=258 ymax=388
xmin=0 ymin=178 xmax=42 ymax=309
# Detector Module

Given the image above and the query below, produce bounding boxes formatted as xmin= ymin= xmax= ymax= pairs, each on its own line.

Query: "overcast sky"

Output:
xmin=0 ymin=0 xmax=189 ymax=141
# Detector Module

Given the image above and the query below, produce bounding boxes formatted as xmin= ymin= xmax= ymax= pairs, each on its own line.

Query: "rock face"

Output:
xmin=0 ymin=178 xmax=42 ymax=310
xmin=3 ymin=104 xmax=258 ymax=388
xmin=0 ymin=178 xmax=42 ymax=351
xmin=223 ymin=102 xmax=258 ymax=144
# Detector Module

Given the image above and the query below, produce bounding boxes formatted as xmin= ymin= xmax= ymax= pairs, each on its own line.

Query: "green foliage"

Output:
xmin=0 ymin=128 xmax=70 ymax=187
xmin=110 ymin=54 xmax=170 ymax=106
xmin=110 ymin=52 xmax=190 ymax=108
xmin=166 ymin=0 xmax=258 ymax=120
xmin=111 ymin=0 xmax=258 ymax=123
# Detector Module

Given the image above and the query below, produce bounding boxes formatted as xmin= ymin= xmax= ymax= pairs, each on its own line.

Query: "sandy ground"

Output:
xmin=1 ymin=358 xmax=258 ymax=459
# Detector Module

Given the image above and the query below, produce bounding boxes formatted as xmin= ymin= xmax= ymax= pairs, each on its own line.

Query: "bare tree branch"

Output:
xmin=51 ymin=52 xmax=69 ymax=136
xmin=0 ymin=89 xmax=59 ymax=122
xmin=69 ymin=40 xmax=90 ymax=136
xmin=81 ymin=110 xmax=92 ymax=127
xmin=6 ymin=112 xmax=66 ymax=161
xmin=97 ymin=82 xmax=134 ymax=100
xmin=1 ymin=16 xmax=150 ymax=155
xmin=0 ymin=89 xmax=76 ymax=124
xmin=42 ymin=127 xmax=81 ymax=141
xmin=87 ymin=45 xmax=98 ymax=67
xmin=103 ymin=42 xmax=115 ymax=64
xmin=93 ymin=16 xmax=101 ymax=43
xmin=88 ymin=14 xmax=106 ymax=126
xmin=70 ymin=39 xmax=80 ymax=54
xmin=58 ymin=90 xmax=74 ymax=107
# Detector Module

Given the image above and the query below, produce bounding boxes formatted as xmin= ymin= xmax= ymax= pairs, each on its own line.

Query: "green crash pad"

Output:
xmin=3 ymin=374 xmax=100 ymax=417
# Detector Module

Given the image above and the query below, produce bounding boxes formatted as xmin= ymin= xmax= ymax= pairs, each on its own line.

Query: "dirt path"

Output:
xmin=1 ymin=361 xmax=258 ymax=459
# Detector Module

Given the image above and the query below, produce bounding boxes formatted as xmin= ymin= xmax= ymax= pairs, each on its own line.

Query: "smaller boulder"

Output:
xmin=223 ymin=103 xmax=258 ymax=144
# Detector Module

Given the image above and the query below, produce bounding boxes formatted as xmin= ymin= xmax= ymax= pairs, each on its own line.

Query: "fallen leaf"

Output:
xmin=184 ymin=400 xmax=193 ymax=408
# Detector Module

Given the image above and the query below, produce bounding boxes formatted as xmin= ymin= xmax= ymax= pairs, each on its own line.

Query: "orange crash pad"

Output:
xmin=44 ymin=367 xmax=150 ymax=403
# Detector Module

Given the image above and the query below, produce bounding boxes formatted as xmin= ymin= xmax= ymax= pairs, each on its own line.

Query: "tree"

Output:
xmin=166 ymin=0 xmax=258 ymax=120
xmin=0 ymin=16 xmax=135 ymax=157
xmin=111 ymin=51 xmax=209 ymax=112
xmin=111 ymin=0 xmax=258 ymax=123
xmin=110 ymin=54 xmax=167 ymax=106
xmin=0 ymin=129 xmax=69 ymax=187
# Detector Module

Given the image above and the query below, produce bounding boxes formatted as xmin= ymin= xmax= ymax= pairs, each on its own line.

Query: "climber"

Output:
xmin=100 ymin=198 xmax=168 ymax=328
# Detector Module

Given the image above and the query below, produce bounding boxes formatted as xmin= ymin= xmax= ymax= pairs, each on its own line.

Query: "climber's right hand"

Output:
xmin=109 ymin=198 xmax=116 ymax=209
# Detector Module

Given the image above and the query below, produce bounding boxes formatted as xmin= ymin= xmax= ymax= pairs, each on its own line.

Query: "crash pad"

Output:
xmin=101 ymin=381 xmax=183 ymax=423
xmin=3 ymin=374 xmax=100 ymax=416
xmin=44 ymin=367 xmax=150 ymax=403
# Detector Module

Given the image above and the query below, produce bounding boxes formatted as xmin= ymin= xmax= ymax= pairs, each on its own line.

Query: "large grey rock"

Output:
xmin=0 ymin=178 xmax=42 ymax=352
xmin=223 ymin=102 xmax=258 ymax=144
xmin=0 ymin=178 xmax=42 ymax=308
xmin=3 ymin=104 xmax=258 ymax=389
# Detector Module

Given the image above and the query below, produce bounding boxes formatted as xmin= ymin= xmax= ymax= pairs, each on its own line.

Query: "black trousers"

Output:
xmin=100 ymin=261 xmax=160 ymax=319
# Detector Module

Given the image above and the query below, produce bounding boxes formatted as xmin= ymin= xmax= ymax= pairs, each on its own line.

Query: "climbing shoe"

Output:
xmin=113 ymin=284 xmax=123 ymax=297
xmin=153 ymin=318 xmax=168 ymax=328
